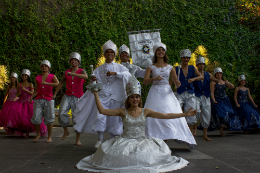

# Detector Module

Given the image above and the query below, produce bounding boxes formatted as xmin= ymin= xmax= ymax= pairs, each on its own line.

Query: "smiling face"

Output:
xmin=181 ymin=57 xmax=190 ymax=65
xmin=22 ymin=74 xmax=28 ymax=81
xmin=41 ymin=64 xmax=50 ymax=73
xmin=70 ymin=58 xmax=79 ymax=67
xmin=215 ymin=72 xmax=222 ymax=80
xmin=129 ymin=94 xmax=141 ymax=107
xmin=105 ymin=49 xmax=115 ymax=63
xmin=120 ymin=52 xmax=129 ymax=63
xmin=156 ymin=47 xmax=166 ymax=59
xmin=196 ymin=63 xmax=205 ymax=71
xmin=239 ymin=80 xmax=246 ymax=86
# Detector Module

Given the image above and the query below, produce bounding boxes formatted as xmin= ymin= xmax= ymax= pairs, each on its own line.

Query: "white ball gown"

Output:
xmin=144 ymin=65 xmax=197 ymax=149
xmin=76 ymin=108 xmax=189 ymax=173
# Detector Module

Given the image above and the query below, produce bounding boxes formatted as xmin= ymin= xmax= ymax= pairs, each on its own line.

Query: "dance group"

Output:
xmin=0 ymin=40 xmax=260 ymax=172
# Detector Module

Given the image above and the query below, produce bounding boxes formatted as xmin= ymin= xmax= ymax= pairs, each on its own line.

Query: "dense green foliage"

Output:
xmin=0 ymin=0 xmax=259 ymax=107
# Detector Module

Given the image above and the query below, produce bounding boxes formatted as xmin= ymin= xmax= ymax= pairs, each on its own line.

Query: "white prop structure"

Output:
xmin=128 ymin=29 xmax=162 ymax=69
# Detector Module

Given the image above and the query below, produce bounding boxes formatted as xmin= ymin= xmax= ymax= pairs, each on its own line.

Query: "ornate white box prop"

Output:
xmin=128 ymin=30 xmax=161 ymax=69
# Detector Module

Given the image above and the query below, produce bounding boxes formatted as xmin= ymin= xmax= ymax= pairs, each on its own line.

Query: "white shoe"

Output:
xmin=95 ymin=139 xmax=103 ymax=148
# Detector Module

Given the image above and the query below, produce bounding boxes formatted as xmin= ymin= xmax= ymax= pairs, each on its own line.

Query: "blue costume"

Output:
xmin=175 ymin=65 xmax=197 ymax=125
xmin=208 ymin=84 xmax=241 ymax=131
xmin=194 ymin=72 xmax=211 ymax=128
xmin=234 ymin=89 xmax=260 ymax=130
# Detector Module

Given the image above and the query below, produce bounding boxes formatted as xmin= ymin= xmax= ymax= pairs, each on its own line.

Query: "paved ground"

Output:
xmin=0 ymin=127 xmax=259 ymax=173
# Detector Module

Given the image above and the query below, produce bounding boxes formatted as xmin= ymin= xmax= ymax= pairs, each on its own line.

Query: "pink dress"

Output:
xmin=0 ymin=88 xmax=21 ymax=134
xmin=17 ymin=86 xmax=47 ymax=136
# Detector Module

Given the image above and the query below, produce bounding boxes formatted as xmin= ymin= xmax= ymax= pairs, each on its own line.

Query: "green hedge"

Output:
xmin=0 ymin=0 xmax=259 ymax=107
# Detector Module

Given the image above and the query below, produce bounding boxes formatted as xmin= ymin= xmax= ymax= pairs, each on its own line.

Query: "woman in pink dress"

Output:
xmin=16 ymin=69 xmax=47 ymax=138
xmin=0 ymin=72 xmax=21 ymax=134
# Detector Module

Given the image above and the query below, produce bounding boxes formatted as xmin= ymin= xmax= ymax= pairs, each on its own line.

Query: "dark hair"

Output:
xmin=21 ymin=75 xmax=31 ymax=83
xmin=153 ymin=54 xmax=169 ymax=64
xmin=238 ymin=81 xmax=247 ymax=87
xmin=124 ymin=95 xmax=143 ymax=109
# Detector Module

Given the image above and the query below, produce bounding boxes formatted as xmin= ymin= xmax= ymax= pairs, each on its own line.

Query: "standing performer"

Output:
xmin=119 ymin=44 xmax=146 ymax=78
xmin=0 ymin=73 xmax=21 ymax=134
xmin=53 ymin=52 xmax=87 ymax=146
xmin=234 ymin=75 xmax=260 ymax=133
xmin=74 ymin=40 xmax=131 ymax=148
xmin=175 ymin=49 xmax=203 ymax=133
xmin=209 ymin=67 xmax=241 ymax=136
xmin=17 ymin=69 xmax=47 ymax=138
xmin=194 ymin=57 xmax=218 ymax=141
xmin=76 ymin=76 xmax=195 ymax=172
xmin=144 ymin=43 xmax=196 ymax=149
xmin=30 ymin=60 xmax=59 ymax=142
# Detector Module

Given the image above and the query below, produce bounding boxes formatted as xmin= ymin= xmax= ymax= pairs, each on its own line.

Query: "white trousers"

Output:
xmin=196 ymin=95 xmax=211 ymax=128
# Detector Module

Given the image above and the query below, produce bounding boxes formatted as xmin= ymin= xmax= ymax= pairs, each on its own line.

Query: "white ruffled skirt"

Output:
xmin=76 ymin=136 xmax=189 ymax=172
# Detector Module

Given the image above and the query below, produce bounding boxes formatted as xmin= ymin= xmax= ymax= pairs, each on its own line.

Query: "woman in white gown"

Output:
xmin=143 ymin=42 xmax=197 ymax=149
xmin=76 ymin=76 xmax=196 ymax=173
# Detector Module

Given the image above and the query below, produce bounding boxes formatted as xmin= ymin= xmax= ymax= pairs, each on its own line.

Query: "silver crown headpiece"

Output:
xmin=126 ymin=76 xmax=141 ymax=97
xmin=153 ymin=42 xmax=167 ymax=53
xmin=238 ymin=75 xmax=246 ymax=81
xmin=103 ymin=40 xmax=117 ymax=55
xmin=22 ymin=69 xmax=31 ymax=76
xmin=214 ymin=67 xmax=222 ymax=75
xmin=180 ymin=49 xmax=191 ymax=58
xmin=11 ymin=72 xmax=18 ymax=79
xmin=69 ymin=52 xmax=81 ymax=66
xmin=41 ymin=60 xmax=51 ymax=69
xmin=119 ymin=44 xmax=130 ymax=56
xmin=196 ymin=57 xmax=205 ymax=65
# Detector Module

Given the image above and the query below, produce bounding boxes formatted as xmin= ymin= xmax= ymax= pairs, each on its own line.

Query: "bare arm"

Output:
xmin=234 ymin=87 xmax=240 ymax=107
xmin=42 ymin=75 xmax=59 ymax=87
xmin=29 ymin=81 xmax=38 ymax=101
xmin=170 ymin=68 xmax=181 ymax=88
xmin=53 ymin=74 xmax=66 ymax=99
xmin=146 ymin=108 xmax=196 ymax=119
xmin=209 ymin=73 xmax=218 ymax=83
xmin=143 ymin=67 xmax=161 ymax=85
xmin=68 ymin=69 xmax=88 ymax=80
xmin=22 ymin=83 xmax=34 ymax=95
xmin=247 ymin=88 xmax=257 ymax=107
xmin=93 ymin=92 xmax=124 ymax=118
xmin=188 ymin=67 xmax=203 ymax=83
xmin=225 ymin=80 xmax=235 ymax=89
xmin=210 ymin=82 xmax=217 ymax=103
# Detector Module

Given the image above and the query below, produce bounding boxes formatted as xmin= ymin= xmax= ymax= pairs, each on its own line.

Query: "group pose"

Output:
xmin=0 ymin=39 xmax=260 ymax=172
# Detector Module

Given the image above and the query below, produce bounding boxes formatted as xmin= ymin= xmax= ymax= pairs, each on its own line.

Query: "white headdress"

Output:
xmin=238 ymin=75 xmax=246 ymax=81
xmin=90 ymin=65 xmax=95 ymax=77
xmin=180 ymin=49 xmax=191 ymax=58
xmin=126 ymin=76 xmax=141 ymax=97
xmin=22 ymin=69 xmax=31 ymax=76
xmin=153 ymin=42 xmax=167 ymax=53
xmin=119 ymin=44 xmax=130 ymax=56
xmin=196 ymin=57 xmax=205 ymax=65
xmin=69 ymin=52 xmax=81 ymax=66
xmin=214 ymin=67 xmax=223 ymax=75
xmin=103 ymin=40 xmax=117 ymax=55
xmin=41 ymin=60 xmax=51 ymax=69
xmin=11 ymin=72 xmax=18 ymax=79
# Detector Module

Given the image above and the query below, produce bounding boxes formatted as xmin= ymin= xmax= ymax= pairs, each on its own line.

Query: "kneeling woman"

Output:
xmin=76 ymin=76 xmax=196 ymax=172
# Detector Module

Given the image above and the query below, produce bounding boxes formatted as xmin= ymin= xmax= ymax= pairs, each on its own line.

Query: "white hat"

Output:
xmin=11 ymin=72 xmax=18 ymax=79
xmin=214 ymin=67 xmax=223 ymax=75
xmin=126 ymin=76 xmax=141 ymax=97
xmin=119 ymin=44 xmax=130 ymax=56
xmin=103 ymin=40 xmax=117 ymax=55
xmin=153 ymin=42 xmax=167 ymax=53
xmin=238 ymin=75 xmax=246 ymax=81
xmin=41 ymin=60 xmax=51 ymax=68
xmin=69 ymin=52 xmax=81 ymax=66
xmin=180 ymin=49 xmax=191 ymax=58
xmin=22 ymin=69 xmax=31 ymax=76
xmin=196 ymin=57 xmax=205 ymax=65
